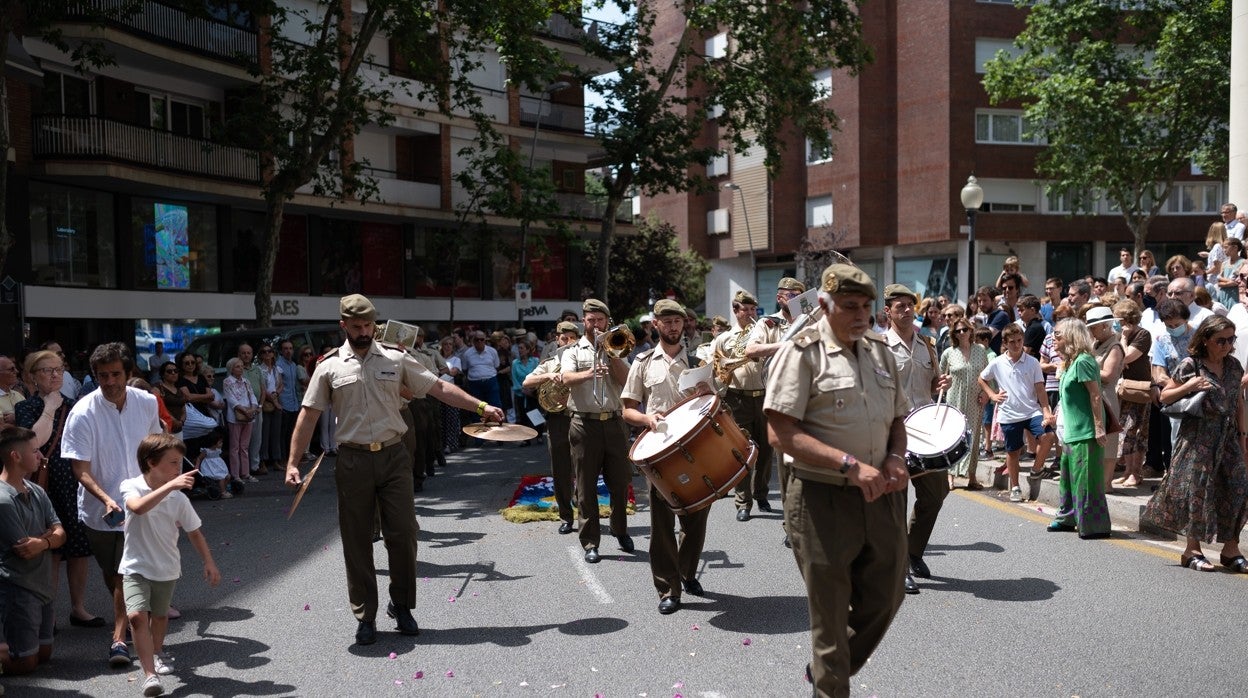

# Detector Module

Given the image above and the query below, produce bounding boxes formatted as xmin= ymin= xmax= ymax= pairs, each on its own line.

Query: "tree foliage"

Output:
xmin=578 ymin=0 xmax=872 ymax=303
xmin=982 ymin=0 xmax=1231 ymax=253
xmin=582 ymin=216 xmax=711 ymax=321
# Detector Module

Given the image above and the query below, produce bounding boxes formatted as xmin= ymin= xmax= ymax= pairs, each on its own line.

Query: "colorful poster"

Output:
xmin=154 ymin=203 xmax=189 ymax=289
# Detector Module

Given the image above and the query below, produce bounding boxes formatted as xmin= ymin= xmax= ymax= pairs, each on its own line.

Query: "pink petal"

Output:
xmin=448 ymin=596 xmax=457 ymax=603
xmin=232 ymin=577 xmax=241 ymax=583
xmin=394 ymin=680 xmax=403 ymax=685
xmin=690 ymin=624 xmax=700 ymax=631
xmin=742 ymin=638 xmax=752 ymax=646
xmin=673 ymin=681 xmax=684 ymax=688
xmin=446 ymin=670 xmax=455 ymax=678
xmin=471 ymin=592 xmax=479 ymax=597
xmin=413 ymin=671 xmax=424 ymax=679
xmin=387 ymin=652 xmax=398 ymax=660
xmin=302 ymin=604 xmax=310 ymax=611
xmin=674 ymin=694 xmax=683 ymax=698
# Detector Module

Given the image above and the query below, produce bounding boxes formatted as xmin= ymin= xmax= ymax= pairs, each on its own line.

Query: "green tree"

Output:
xmin=583 ymin=216 xmax=711 ymax=321
xmin=983 ymin=0 xmax=1231 ymax=254
xmin=578 ymin=0 xmax=872 ymax=304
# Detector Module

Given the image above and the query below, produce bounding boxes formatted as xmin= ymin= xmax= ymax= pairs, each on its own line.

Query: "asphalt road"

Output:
xmin=11 ymin=442 xmax=1248 ymax=697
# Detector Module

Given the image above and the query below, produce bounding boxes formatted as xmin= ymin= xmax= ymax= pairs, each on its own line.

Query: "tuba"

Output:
xmin=538 ymin=378 xmax=571 ymax=413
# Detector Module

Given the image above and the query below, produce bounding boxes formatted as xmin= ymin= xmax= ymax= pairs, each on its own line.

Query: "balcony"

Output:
xmin=33 ymin=115 xmax=260 ymax=184
xmin=519 ymin=97 xmax=586 ymax=133
xmin=539 ymin=13 xmax=613 ymax=44
xmin=65 ymin=0 xmax=258 ymax=64
xmin=555 ymin=192 xmax=632 ymax=223
xmin=363 ymin=167 xmax=442 ymax=209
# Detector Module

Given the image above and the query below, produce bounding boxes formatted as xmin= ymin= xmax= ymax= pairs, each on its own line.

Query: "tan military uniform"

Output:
xmin=622 ymin=346 xmax=710 ymax=601
xmin=560 ymin=335 xmax=631 ymax=549
xmin=884 ymin=328 xmax=949 ymax=560
xmin=764 ymin=321 xmax=910 ymax=696
xmin=530 ymin=349 xmax=574 ymax=523
xmin=748 ymin=311 xmax=791 ymax=518
xmin=303 ymin=339 xmax=438 ymax=623
xmin=715 ymin=324 xmax=773 ymax=513
xmin=407 ymin=346 xmax=447 ymax=484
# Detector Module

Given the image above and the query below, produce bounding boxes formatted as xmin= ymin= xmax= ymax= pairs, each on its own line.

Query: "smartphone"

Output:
xmin=103 ymin=510 xmax=125 ymax=527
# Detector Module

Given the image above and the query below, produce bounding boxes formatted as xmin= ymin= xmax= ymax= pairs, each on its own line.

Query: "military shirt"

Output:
xmin=712 ymin=324 xmax=765 ymax=390
xmin=560 ymin=335 xmax=623 ymax=412
xmin=621 ymin=346 xmax=694 ymax=415
xmin=883 ymin=328 xmax=937 ymax=410
xmin=747 ymin=311 xmax=789 ymax=348
xmin=303 ymin=339 xmax=438 ymax=444
xmin=764 ymin=322 xmax=910 ymax=485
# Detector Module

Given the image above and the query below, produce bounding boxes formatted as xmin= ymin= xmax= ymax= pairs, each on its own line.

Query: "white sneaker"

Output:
xmin=245 ymin=476 xmax=259 ymax=483
xmin=142 ymin=674 xmax=164 ymax=696
xmin=154 ymin=655 xmax=174 ymax=675
xmin=1009 ymin=486 xmax=1023 ymax=503
xmin=219 ymin=491 xmax=234 ymax=499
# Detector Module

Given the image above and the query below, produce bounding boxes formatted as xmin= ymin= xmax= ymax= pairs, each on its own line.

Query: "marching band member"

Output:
xmin=521 ymin=321 xmax=582 ymax=534
xmin=713 ymin=291 xmax=773 ymax=522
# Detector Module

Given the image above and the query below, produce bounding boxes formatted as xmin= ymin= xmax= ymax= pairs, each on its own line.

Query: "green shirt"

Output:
xmin=1059 ymin=353 xmax=1100 ymax=443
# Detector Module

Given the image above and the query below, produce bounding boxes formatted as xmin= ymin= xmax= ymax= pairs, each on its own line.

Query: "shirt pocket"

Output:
xmin=815 ymin=376 xmax=858 ymax=424
xmin=643 ymin=359 xmax=669 ymax=387
xmin=331 ymin=374 xmax=359 ymax=392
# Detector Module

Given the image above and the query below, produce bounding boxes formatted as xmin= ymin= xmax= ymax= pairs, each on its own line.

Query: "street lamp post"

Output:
xmin=960 ymin=175 xmax=984 ymax=301
xmin=517 ymin=80 xmax=571 ymax=327
xmin=723 ymin=182 xmax=757 ymax=299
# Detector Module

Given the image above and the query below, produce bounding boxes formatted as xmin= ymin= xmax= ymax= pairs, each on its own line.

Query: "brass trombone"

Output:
xmin=592 ymin=324 xmax=635 ymax=405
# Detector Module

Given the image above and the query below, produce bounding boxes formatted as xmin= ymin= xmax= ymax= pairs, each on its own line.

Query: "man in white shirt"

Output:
xmin=60 ymin=343 xmax=162 ymax=669
xmin=978 ymin=325 xmax=1055 ymax=503
xmin=1167 ymin=277 xmax=1213 ymax=329
xmin=1107 ymin=247 xmax=1138 ymax=286
xmin=1223 ymin=203 xmax=1243 ymax=241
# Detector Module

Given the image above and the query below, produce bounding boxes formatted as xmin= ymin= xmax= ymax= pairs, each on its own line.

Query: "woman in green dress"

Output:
xmin=1049 ymin=318 xmax=1111 ymax=539
xmin=939 ymin=316 xmax=989 ymax=489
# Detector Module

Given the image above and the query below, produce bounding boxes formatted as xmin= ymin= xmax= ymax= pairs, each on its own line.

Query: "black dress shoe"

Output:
xmin=584 ymin=547 xmax=601 ymax=563
xmin=903 ymin=572 xmax=920 ymax=595
xmin=69 ymin=614 xmax=107 ymax=628
xmin=558 ymin=521 xmax=574 ymax=535
xmin=908 ymin=554 xmax=931 ymax=579
xmin=736 ymin=509 xmax=750 ymax=522
xmin=681 ymin=577 xmax=704 ymax=596
xmin=355 ymin=620 xmax=377 ymax=645
xmin=755 ymin=499 xmax=773 ymax=513
xmin=616 ymin=535 xmax=635 ymax=553
xmin=782 ymin=534 xmax=791 ymax=549
xmin=386 ymin=602 xmax=420 ymax=636
xmin=658 ymin=597 xmax=681 ymax=614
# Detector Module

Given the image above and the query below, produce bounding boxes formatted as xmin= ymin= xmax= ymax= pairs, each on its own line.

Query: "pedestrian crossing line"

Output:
xmin=567 ymin=546 xmax=615 ymax=604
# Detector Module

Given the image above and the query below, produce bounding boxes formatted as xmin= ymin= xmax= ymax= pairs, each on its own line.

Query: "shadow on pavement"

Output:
xmin=699 ymin=593 xmax=809 ymax=635
xmin=923 ymin=575 xmax=1060 ymax=601
xmin=347 ymin=616 xmax=629 ymax=654
xmin=924 ymin=541 xmax=1006 ymax=555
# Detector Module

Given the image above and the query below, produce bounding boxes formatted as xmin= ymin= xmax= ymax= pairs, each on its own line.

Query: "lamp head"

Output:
xmin=960 ymin=175 xmax=984 ymax=211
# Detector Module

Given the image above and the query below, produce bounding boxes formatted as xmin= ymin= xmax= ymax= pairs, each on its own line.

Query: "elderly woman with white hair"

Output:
xmin=223 ymin=356 xmax=260 ymax=485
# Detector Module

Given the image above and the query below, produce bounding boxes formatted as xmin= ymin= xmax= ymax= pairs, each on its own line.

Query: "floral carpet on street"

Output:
xmin=500 ymin=474 xmax=636 ymax=523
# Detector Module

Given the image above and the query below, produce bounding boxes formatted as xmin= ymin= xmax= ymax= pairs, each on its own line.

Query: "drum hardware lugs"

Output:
xmin=709 ymin=420 xmax=723 ymax=436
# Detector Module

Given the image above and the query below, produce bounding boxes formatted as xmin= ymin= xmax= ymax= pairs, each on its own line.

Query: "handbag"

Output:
xmin=1104 ymin=403 xmax=1123 ymax=435
xmin=1160 ymin=389 xmax=1206 ymax=418
xmin=1116 ymin=379 xmax=1153 ymax=404
xmin=233 ymin=405 xmax=254 ymax=423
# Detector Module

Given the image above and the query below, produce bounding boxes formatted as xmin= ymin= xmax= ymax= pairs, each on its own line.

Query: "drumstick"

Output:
xmin=937 ymin=389 xmax=948 ymax=428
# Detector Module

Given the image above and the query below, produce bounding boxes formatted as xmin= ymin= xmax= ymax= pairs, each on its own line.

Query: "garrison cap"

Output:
xmin=820 ymin=264 xmax=876 ymax=299
xmin=339 ymin=294 xmax=377 ymax=321
xmin=652 ymin=299 xmax=686 ymax=318
xmin=711 ymin=315 xmax=730 ymax=330
xmin=733 ymin=290 xmax=759 ymax=306
xmin=882 ymin=283 xmax=919 ymax=304
xmin=777 ymin=277 xmax=806 ymax=293
xmin=556 ymin=321 xmax=581 ymax=335
xmin=582 ymin=298 xmax=610 ymax=316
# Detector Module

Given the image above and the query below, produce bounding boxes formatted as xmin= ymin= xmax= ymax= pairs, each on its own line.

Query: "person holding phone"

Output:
xmin=60 ymin=343 xmax=162 ymax=670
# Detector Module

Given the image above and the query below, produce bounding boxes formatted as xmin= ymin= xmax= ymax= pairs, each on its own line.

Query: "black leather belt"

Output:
xmin=572 ymin=411 xmax=620 ymax=421
xmin=728 ymin=388 xmax=765 ymax=398
xmin=338 ymin=435 xmax=405 ymax=452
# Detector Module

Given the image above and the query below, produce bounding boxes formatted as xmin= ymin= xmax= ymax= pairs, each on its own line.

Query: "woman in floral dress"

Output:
xmin=939 ymin=317 xmax=989 ymax=489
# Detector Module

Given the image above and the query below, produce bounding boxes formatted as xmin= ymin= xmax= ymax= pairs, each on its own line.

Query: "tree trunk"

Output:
xmin=595 ymin=191 xmax=625 ymax=303
xmin=255 ymin=196 xmax=287 ymax=327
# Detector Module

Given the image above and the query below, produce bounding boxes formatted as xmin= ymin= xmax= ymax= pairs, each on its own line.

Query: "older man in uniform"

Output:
xmin=745 ymin=276 xmax=807 ymax=546
xmin=713 ymin=291 xmax=773 ymax=521
xmin=284 ymin=294 xmax=502 ymax=646
xmin=882 ymin=284 xmax=950 ymax=595
xmin=521 ymin=321 xmax=581 ymax=534
xmin=765 ymin=264 xmax=910 ymax=697
xmin=622 ymin=299 xmax=716 ymax=614
xmin=560 ymin=298 xmax=633 ymax=563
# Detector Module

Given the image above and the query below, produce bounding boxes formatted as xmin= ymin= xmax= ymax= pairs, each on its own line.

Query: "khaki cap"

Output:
xmin=556 ymin=321 xmax=581 ymax=335
xmin=582 ymin=298 xmax=610 ymax=316
xmin=882 ymin=283 xmax=919 ymax=304
xmin=733 ymin=290 xmax=759 ymax=306
xmin=652 ymin=299 xmax=685 ymax=318
xmin=339 ymin=294 xmax=377 ymax=320
xmin=778 ymin=277 xmax=806 ymax=293
xmin=821 ymin=264 xmax=877 ymax=299
xmin=710 ymin=315 xmax=730 ymax=329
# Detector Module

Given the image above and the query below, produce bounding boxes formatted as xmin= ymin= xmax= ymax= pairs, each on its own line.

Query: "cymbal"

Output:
xmin=462 ymin=422 xmax=538 ymax=442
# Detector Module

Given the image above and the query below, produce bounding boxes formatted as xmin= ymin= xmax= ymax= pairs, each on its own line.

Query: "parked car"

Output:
xmin=185 ymin=324 xmax=344 ymax=389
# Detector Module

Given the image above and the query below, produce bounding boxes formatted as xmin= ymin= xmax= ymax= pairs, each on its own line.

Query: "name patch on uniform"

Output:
xmin=376 ymin=369 xmax=399 ymax=381
xmin=873 ymin=368 xmax=890 ymax=379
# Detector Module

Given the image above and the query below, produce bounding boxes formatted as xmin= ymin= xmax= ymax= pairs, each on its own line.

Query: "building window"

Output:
xmin=130 ymin=197 xmax=219 ymax=292
xmin=321 ymin=220 xmax=403 ymax=297
xmin=37 ymin=70 xmax=92 ymax=115
xmin=29 ymin=182 xmax=116 ymax=288
xmin=707 ymin=208 xmax=730 ymax=235
xmin=805 ymin=195 xmax=833 ymax=228
xmin=975 ymin=110 xmax=1040 ymax=144
xmin=984 ymin=202 xmax=1036 ymax=212
xmin=413 ymin=228 xmax=481 ymax=298
xmin=975 ymin=38 xmax=1020 ymax=74
xmin=1043 ymin=188 xmax=1098 ymax=215
xmin=1166 ymin=183 xmax=1220 ymax=214
xmin=705 ymin=32 xmax=728 ymax=60
xmin=894 ymin=256 xmax=958 ymax=302
xmin=806 ymin=136 xmax=833 ymax=164
xmin=811 ymin=68 xmax=832 ymax=100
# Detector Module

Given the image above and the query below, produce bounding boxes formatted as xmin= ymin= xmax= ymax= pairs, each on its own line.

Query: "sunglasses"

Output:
xmin=1213 ymin=336 xmax=1236 ymax=347
xmin=954 ymin=328 xmax=971 ymax=335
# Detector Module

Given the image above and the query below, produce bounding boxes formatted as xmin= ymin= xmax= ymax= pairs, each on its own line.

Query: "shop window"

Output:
xmin=29 ymin=182 xmax=116 ymax=288
xmin=412 ymin=228 xmax=481 ymax=298
xmin=320 ymin=220 xmax=403 ymax=297
xmin=895 ymin=256 xmax=958 ymax=302
xmin=130 ymin=197 xmax=219 ymax=291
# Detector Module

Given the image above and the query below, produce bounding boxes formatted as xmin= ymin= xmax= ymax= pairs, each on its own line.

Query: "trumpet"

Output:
xmin=592 ymin=324 xmax=635 ymax=405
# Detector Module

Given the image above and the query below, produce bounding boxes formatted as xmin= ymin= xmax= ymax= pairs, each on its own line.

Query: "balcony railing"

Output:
xmin=519 ymin=97 xmax=586 ymax=133
xmin=33 ymin=115 xmax=261 ymax=184
xmin=539 ymin=13 xmax=615 ymax=44
xmin=66 ymin=0 xmax=258 ymax=63
xmin=555 ymin=192 xmax=632 ymax=223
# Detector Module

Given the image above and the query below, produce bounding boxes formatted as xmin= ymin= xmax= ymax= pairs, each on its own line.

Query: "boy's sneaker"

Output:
xmin=108 ymin=641 xmax=132 ymax=668
xmin=142 ymin=674 xmax=164 ymax=696
xmin=219 ymin=490 xmax=233 ymax=499
xmin=1009 ymin=486 xmax=1023 ymax=503
xmin=244 ymin=475 xmax=259 ymax=484
xmin=154 ymin=654 xmax=175 ymax=675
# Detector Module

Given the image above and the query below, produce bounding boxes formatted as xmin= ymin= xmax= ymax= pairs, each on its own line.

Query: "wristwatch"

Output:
xmin=839 ymin=453 xmax=858 ymax=474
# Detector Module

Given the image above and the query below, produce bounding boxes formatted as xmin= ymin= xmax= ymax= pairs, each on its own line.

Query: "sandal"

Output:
xmin=966 ymin=481 xmax=984 ymax=491
xmin=1220 ymin=554 xmax=1248 ymax=573
xmin=1180 ymin=553 xmax=1216 ymax=571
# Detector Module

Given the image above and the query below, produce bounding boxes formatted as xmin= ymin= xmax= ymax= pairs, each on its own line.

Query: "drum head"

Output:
xmin=904 ymin=404 xmax=968 ymax=456
xmin=630 ymin=393 xmax=718 ymax=461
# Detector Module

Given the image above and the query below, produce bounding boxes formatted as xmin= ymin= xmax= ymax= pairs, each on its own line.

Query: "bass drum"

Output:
xmin=628 ymin=393 xmax=756 ymax=515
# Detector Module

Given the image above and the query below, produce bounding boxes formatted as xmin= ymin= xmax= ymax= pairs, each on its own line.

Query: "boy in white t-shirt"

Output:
xmin=120 ymin=434 xmax=221 ymax=697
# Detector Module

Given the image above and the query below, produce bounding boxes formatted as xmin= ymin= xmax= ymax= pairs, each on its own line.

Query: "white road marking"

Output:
xmin=567 ymin=546 xmax=614 ymax=604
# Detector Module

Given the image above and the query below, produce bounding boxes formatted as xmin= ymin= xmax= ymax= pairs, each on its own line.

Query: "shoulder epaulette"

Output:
xmin=862 ymin=329 xmax=887 ymax=343
xmin=762 ymin=316 xmax=779 ymax=329
xmin=634 ymin=348 xmax=655 ymax=362
xmin=792 ymin=327 xmax=821 ymax=348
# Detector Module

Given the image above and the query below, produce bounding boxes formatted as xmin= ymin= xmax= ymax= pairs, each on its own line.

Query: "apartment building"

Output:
xmin=643 ymin=0 xmax=1227 ymax=317
xmin=1 ymin=1 xmax=623 ymax=357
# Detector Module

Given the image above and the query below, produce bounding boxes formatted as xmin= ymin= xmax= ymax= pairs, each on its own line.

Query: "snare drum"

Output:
xmin=628 ymin=393 xmax=756 ymax=515
xmin=903 ymin=403 xmax=970 ymax=478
